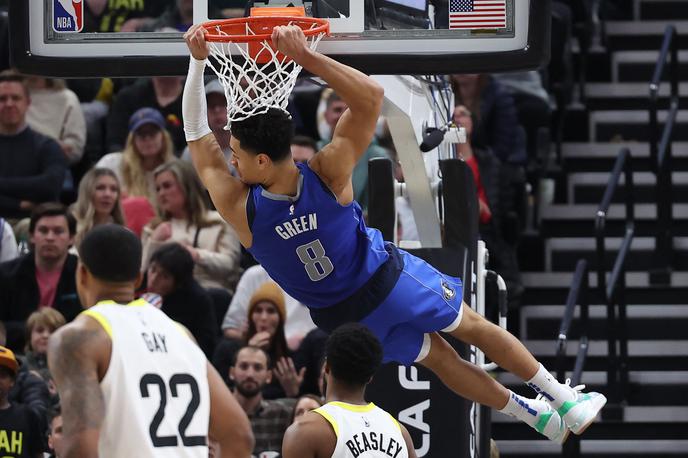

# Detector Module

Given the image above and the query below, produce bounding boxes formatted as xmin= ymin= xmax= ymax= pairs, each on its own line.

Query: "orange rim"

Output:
xmin=202 ymin=16 xmax=330 ymax=43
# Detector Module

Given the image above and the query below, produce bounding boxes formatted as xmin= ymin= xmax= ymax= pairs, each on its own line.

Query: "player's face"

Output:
xmin=293 ymin=397 xmax=322 ymax=422
xmin=30 ymin=215 xmax=73 ymax=263
xmin=229 ymin=136 xmax=263 ymax=185
xmin=251 ymin=301 xmax=280 ymax=336
xmin=155 ymin=171 xmax=186 ymax=218
xmin=232 ymin=348 xmax=270 ymax=397
xmin=30 ymin=324 xmax=53 ymax=355
xmin=147 ymin=262 xmax=175 ymax=297
xmin=133 ymin=124 xmax=164 ymax=160
xmin=0 ymin=82 xmax=29 ymax=128
xmin=207 ymin=93 xmax=228 ymax=132
xmin=48 ymin=415 xmax=64 ymax=457
xmin=92 ymin=174 xmax=119 ymax=217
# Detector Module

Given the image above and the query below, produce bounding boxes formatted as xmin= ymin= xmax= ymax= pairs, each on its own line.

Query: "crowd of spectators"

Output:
xmin=0 ymin=2 xmax=585 ymax=456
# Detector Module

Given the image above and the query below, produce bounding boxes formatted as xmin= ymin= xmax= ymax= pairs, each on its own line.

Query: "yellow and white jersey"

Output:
xmin=314 ymin=401 xmax=409 ymax=458
xmin=83 ymin=299 xmax=209 ymax=458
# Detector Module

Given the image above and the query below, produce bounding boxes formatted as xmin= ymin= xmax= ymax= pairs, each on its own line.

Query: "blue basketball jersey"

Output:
xmin=246 ymin=163 xmax=389 ymax=308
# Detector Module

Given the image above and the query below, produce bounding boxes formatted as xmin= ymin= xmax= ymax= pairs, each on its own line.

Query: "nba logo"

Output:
xmin=53 ymin=0 xmax=83 ymax=33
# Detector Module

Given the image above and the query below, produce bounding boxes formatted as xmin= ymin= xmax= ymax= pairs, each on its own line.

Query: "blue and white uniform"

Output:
xmin=247 ymin=163 xmax=463 ymax=365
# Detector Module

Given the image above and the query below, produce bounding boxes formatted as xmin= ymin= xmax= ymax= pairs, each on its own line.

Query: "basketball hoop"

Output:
xmin=202 ymin=11 xmax=329 ymax=124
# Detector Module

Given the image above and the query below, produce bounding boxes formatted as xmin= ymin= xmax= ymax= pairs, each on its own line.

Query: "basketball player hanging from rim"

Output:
xmin=183 ymin=23 xmax=606 ymax=445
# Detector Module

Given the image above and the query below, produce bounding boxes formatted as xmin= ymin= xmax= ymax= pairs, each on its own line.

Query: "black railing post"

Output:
xmin=649 ymin=25 xmax=678 ymax=285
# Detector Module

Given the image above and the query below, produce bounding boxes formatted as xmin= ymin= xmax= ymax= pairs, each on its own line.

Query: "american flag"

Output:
xmin=449 ymin=0 xmax=507 ymax=30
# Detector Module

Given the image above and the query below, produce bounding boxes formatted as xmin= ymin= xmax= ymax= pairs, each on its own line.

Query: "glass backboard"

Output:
xmin=10 ymin=0 xmax=550 ymax=77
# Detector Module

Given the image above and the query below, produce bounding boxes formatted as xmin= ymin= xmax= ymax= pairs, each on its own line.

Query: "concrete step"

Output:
xmin=560 ymin=142 xmax=688 ymax=172
xmin=612 ymin=50 xmax=688 ymax=82
xmin=539 ymin=203 xmax=688 ymax=237
xmin=584 ymin=82 xmax=688 ymax=110
xmin=638 ymin=0 xmax=688 ymax=21
xmin=606 ymin=21 xmax=688 ymax=51
xmin=589 ymin=109 xmax=688 ymax=142
xmin=545 ymin=236 xmax=688 ymax=272
xmin=568 ymin=171 xmax=688 ymax=204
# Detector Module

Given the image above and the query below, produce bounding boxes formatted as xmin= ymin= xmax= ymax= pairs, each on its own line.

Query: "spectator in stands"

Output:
xmin=290 ymin=135 xmax=318 ymax=164
xmin=47 ymin=407 xmax=63 ymax=458
xmin=0 ymin=71 xmax=66 ymax=220
xmin=0 ymin=346 xmax=44 ymax=458
xmin=106 ymin=77 xmax=185 ymax=154
xmin=317 ymin=89 xmax=389 ymax=212
xmin=291 ymin=327 xmax=328 ymax=397
xmin=222 ymin=264 xmax=316 ymax=350
xmin=141 ymin=160 xmax=241 ymax=302
xmin=71 ymin=168 xmax=126 ymax=249
xmin=454 ymin=104 xmax=524 ymax=304
xmin=230 ymin=345 xmax=293 ymax=457
xmin=146 ymin=243 xmax=217 ymax=357
xmin=83 ymin=0 xmax=169 ymax=33
xmin=451 ymin=74 xmax=527 ymax=166
xmin=98 ymin=107 xmax=176 ymax=200
xmin=0 ymin=203 xmax=80 ymax=352
xmin=181 ymin=79 xmax=235 ymax=174
xmin=493 ymin=71 xmax=551 ymax=160
xmin=0 ymin=217 xmax=17 ymax=262
xmin=140 ymin=0 xmax=194 ymax=32
xmin=215 ymin=281 xmax=304 ymax=399
xmin=20 ymin=308 xmax=66 ymax=373
xmin=25 ymin=76 xmax=86 ymax=166
xmin=290 ymin=394 xmax=323 ymax=423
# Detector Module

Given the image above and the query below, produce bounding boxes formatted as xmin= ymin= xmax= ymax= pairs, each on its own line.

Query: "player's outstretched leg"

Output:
xmin=418 ymin=332 xmax=570 ymax=444
xmin=447 ymin=305 xmax=607 ymax=435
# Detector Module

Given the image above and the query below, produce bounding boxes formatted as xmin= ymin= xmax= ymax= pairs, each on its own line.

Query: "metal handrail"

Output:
xmin=595 ymin=148 xmax=635 ymax=414
xmin=556 ymin=259 xmax=590 ymax=458
xmin=649 ymin=25 xmax=679 ymax=284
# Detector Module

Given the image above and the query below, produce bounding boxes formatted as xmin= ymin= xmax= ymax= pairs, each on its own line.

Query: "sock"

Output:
xmin=498 ymin=391 xmax=548 ymax=427
xmin=526 ymin=363 xmax=575 ymax=408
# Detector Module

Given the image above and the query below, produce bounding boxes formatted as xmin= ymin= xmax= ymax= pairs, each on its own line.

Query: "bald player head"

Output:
xmin=76 ymin=224 xmax=143 ymax=308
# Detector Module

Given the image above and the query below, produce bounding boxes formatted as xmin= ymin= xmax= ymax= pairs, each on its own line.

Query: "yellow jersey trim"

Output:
xmin=329 ymin=401 xmax=376 ymax=413
xmin=314 ymin=407 xmax=340 ymax=438
xmin=387 ymin=412 xmax=401 ymax=431
xmin=92 ymin=298 xmax=148 ymax=307
xmin=81 ymin=310 xmax=113 ymax=339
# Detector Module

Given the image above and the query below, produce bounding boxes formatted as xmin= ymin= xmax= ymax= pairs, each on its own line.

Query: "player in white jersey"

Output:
xmin=283 ymin=323 xmax=417 ymax=458
xmin=47 ymin=224 xmax=254 ymax=458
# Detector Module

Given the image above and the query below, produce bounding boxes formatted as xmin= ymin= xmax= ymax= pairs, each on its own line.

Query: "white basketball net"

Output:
xmin=206 ymin=21 xmax=326 ymax=124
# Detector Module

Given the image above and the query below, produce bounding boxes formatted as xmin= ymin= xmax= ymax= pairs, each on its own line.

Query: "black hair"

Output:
xmin=149 ymin=243 xmax=194 ymax=288
xmin=234 ymin=345 xmax=272 ymax=369
xmin=0 ymin=365 xmax=15 ymax=381
xmin=29 ymin=203 xmax=77 ymax=236
xmin=290 ymin=135 xmax=318 ymax=152
xmin=230 ymin=108 xmax=294 ymax=163
xmin=47 ymin=406 xmax=62 ymax=433
xmin=325 ymin=323 xmax=382 ymax=388
xmin=79 ymin=224 xmax=141 ymax=283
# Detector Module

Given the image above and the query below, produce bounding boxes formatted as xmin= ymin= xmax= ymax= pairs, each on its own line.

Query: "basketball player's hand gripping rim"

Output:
xmin=184 ymin=23 xmax=210 ymax=61
xmin=271 ymin=25 xmax=309 ymax=63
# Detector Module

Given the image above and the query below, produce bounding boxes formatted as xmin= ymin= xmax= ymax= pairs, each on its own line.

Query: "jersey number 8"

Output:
xmin=296 ymin=239 xmax=334 ymax=281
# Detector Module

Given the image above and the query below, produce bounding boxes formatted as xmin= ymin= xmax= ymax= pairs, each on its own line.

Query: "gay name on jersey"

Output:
xmin=141 ymin=332 xmax=168 ymax=353
xmin=275 ymin=213 xmax=318 ymax=240
xmin=345 ymin=431 xmax=404 ymax=458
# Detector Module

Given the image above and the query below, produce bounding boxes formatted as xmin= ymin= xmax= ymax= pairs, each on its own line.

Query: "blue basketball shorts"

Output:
xmin=360 ymin=248 xmax=464 ymax=366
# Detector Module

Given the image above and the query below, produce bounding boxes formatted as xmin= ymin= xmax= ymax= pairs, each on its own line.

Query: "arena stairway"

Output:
xmin=491 ymin=2 xmax=688 ymax=456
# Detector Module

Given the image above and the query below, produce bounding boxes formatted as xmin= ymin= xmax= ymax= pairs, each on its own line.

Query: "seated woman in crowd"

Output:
xmin=71 ymin=168 xmax=126 ymax=249
xmin=145 ymin=242 xmax=217 ymax=357
xmin=20 ymin=308 xmax=66 ymax=373
xmin=96 ymin=107 xmax=175 ymax=235
xmin=141 ymin=160 xmax=242 ymax=308
xmin=213 ymin=281 xmax=304 ymax=399
xmin=290 ymin=394 xmax=324 ymax=424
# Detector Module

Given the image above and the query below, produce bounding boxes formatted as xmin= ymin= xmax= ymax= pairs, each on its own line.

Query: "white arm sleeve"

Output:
xmin=183 ymin=57 xmax=212 ymax=142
